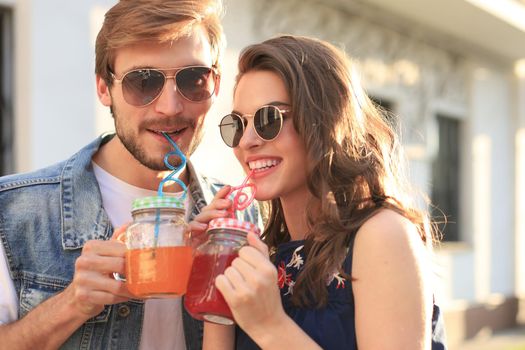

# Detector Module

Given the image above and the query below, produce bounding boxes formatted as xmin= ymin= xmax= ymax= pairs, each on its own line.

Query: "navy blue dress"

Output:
xmin=235 ymin=240 xmax=447 ymax=349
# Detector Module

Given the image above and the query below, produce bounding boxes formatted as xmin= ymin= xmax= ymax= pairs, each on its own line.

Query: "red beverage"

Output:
xmin=184 ymin=252 xmax=237 ymax=325
xmin=126 ymin=246 xmax=193 ymax=298
xmin=184 ymin=218 xmax=260 ymax=325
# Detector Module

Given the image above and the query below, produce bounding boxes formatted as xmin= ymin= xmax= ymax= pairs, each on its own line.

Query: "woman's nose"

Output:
xmin=237 ymin=117 xmax=263 ymax=149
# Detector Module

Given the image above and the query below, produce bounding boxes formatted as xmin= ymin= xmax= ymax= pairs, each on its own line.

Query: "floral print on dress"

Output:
xmin=278 ymin=261 xmax=292 ymax=289
xmin=328 ymin=272 xmax=346 ymax=289
xmin=286 ymin=245 xmax=304 ymax=269
xmin=276 ymin=244 xmax=346 ymax=295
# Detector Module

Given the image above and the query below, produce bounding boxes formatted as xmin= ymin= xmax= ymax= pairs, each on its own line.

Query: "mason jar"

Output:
xmin=117 ymin=196 xmax=191 ymax=298
xmin=184 ymin=217 xmax=260 ymax=325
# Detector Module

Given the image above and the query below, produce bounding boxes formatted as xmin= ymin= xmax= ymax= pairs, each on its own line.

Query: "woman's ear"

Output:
xmin=96 ymin=75 xmax=112 ymax=107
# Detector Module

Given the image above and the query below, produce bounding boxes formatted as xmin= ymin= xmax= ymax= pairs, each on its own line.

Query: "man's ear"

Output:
xmin=96 ymin=75 xmax=112 ymax=107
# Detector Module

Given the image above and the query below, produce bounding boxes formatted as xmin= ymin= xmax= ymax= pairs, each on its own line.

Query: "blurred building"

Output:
xmin=1 ymin=0 xmax=524 ymax=347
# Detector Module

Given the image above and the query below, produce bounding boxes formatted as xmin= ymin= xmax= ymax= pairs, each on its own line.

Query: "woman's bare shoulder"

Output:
xmin=352 ymin=209 xmax=428 ymax=277
xmin=355 ymin=209 xmax=423 ymax=249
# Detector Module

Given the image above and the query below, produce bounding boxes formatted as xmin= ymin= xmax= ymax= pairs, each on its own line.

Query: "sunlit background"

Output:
xmin=0 ymin=0 xmax=524 ymax=348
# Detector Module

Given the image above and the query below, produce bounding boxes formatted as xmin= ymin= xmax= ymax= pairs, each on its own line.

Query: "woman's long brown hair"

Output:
xmin=235 ymin=35 xmax=436 ymax=308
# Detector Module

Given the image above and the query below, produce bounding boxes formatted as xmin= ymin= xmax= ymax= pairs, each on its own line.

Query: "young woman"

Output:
xmin=189 ymin=35 xmax=447 ymax=350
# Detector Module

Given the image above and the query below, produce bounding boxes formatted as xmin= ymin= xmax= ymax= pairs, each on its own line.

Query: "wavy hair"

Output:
xmin=235 ymin=35 xmax=436 ymax=308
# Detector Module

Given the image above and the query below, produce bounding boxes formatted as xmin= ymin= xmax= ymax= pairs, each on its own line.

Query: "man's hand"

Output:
xmin=64 ymin=236 xmax=133 ymax=318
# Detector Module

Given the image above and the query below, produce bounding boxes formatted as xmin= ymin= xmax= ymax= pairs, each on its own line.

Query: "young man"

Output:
xmin=0 ymin=1 xmax=259 ymax=349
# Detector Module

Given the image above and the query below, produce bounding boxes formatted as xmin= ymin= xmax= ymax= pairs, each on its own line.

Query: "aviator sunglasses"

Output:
xmin=111 ymin=66 xmax=219 ymax=107
xmin=219 ymin=105 xmax=290 ymax=148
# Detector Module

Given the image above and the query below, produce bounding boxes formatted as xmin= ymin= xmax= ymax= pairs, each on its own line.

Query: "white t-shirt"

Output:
xmin=0 ymin=162 xmax=191 ymax=350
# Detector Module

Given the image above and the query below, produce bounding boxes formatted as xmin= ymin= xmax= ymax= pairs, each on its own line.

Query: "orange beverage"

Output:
xmin=126 ymin=246 xmax=193 ymax=298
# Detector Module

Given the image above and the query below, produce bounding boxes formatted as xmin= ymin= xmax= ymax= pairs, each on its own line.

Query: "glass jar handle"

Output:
xmin=111 ymin=229 xmax=127 ymax=282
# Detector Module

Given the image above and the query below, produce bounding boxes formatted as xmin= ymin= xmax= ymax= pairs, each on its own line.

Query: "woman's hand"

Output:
xmin=186 ymin=185 xmax=232 ymax=247
xmin=215 ymin=231 xmax=286 ymax=338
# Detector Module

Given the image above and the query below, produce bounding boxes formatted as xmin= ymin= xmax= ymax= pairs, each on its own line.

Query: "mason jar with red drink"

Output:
xmin=184 ymin=217 xmax=261 ymax=325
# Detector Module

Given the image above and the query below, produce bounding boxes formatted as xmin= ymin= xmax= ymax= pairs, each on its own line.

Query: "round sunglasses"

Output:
xmin=219 ymin=105 xmax=290 ymax=148
xmin=111 ymin=66 xmax=219 ymax=107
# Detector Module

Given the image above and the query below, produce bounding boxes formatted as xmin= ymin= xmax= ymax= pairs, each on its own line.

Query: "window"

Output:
xmin=0 ymin=6 xmax=13 ymax=176
xmin=431 ymin=115 xmax=461 ymax=241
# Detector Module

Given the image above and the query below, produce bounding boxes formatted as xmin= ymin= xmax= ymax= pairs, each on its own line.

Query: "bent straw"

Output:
xmin=158 ymin=132 xmax=188 ymax=198
xmin=152 ymin=132 xmax=188 ymax=249
xmin=227 ymin=170 xmax=256 ymax=218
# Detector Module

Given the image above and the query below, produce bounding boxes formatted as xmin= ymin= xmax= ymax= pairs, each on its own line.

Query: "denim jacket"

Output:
xmin=0 ymin=134 xmax=260 ymax=350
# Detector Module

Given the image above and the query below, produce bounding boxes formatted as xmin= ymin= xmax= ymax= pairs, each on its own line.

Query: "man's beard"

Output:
xmin=111 ymin=106 xmax=204 ymax=171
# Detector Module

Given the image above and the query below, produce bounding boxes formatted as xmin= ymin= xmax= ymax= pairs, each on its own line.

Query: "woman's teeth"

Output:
xmin=249 ymin=159 xmax=280 ymax=171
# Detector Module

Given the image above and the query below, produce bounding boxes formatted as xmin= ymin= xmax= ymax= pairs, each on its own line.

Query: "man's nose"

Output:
xmin=154 ymin=77 xmax=184 ymax=116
